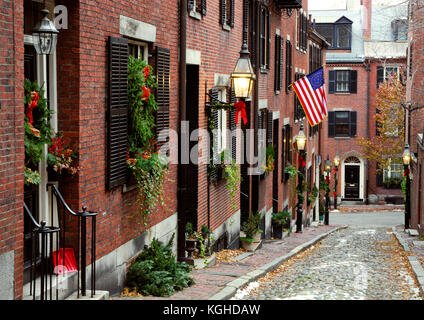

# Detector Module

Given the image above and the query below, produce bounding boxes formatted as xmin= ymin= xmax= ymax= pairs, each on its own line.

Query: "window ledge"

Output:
xmin=123 ymin=183 xmax=138 ymax=193
xmin=222 ymin=24 xmax=231 ymax=32
xmin=334 ymin=136 xmax=352 ymax=140
xmin=189 ymin=10 xmax=202 ymax=20
xmin=335 ymin=92 xmax=351 ymax=95
xmin=260 ymin=68 xmax=269 ymax=74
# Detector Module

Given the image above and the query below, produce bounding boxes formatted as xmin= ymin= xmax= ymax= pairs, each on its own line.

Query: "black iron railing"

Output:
xmin=47 ymin=184 xmax=98 ymax=298
xmin=25 ymin=185 xmax=98 ymax=300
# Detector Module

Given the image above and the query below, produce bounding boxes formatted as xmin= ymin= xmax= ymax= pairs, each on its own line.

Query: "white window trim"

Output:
xmin=128 ymin=39 xmax=148 ymax=62
xmin=217 ymin=88 xmax=228 ymax=154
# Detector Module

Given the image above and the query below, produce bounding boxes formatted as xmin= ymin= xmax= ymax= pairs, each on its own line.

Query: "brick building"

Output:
xmin=407 ymin=0 xmax=424 ymax=231
xmin=310 ymin=0 xmax=407 ymax=205
xmin=0 ymin=0 xmax=327 ymax=299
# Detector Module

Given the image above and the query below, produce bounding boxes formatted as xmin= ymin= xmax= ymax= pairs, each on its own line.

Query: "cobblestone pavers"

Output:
xmin=233 ymin=227 xmax=423 ymax=300
xmin=113 ymin=225 xmax=338 ymax=300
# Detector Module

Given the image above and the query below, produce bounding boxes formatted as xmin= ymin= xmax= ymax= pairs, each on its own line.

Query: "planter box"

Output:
xmin=192 ymin=253 xmax=216 ymax=269
xmin=272 ymin=223 xmax=283 ymax=239
xmin=241 ymin=232 xmax=262 ymax=252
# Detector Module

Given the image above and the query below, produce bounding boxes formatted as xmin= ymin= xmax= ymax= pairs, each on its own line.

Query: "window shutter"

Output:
xmin=279 ymin=37 xmax=284 ymax=90
xmin=230 ymin=90 xmax=237 ymax=161
xmin=377 ymin=66 xmax=384 ymax=89
xmin=107 ymin=36 xmax=128 ymax=190
xmin=220 ymin=0 xmax=226 ymax=25
xmin=376 ymin=163 xmax=384 ymax=186
xmin=267 ymin=110 xmax=273 ymax=146
xmin=229 ymin=0 xmax=235 ymax=27
xmin=201 ymin=0 xmax=207 ymax=16
xmin=155 ymin=46 xmax=170 ymax=152
xmin=267 ymin=11 xmax=271 ymax=69
xmin=349 ymin=70 xmax=357 ymax=93
xmin=209 ymin=88 xmax=219 ymax=182
xmin=329 ymin=70 xmax=336 ymax=93
xmin=287 ymin=125 xmax=292 ymax=166
xmin=409 ymin=42 xmax=413 ymax=77
xmin=286 ymin=40 xmax=292 ymax=93
xmin=328 ymin=111 xmax=335 ymax=137
xmin=349 ymin=111 xmax=357 ymax=137
xmin=274 ymin=35 xmax=281 ymax=92
xmin=187 ymin=0 xmax=194 ymax=11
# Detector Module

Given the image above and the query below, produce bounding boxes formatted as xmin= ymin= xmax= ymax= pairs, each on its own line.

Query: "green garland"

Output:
xmin=127 ymin=56 xmax=169 ymax=226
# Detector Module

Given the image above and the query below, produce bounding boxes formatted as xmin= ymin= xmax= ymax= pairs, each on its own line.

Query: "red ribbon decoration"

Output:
xmin=26 ymin=91 xmax=39 ymax=125
xmin=325 ymin=176 xmax=330 ymax=184
xmin=299 ymin=155 xmax=306 ymax=167
xmin=234 ymin=99 xmax=247 ymax=125
xmin=404 ymin=168 xmax=410 ymax=177
xmin=143 ymin=66 xmax=150 ymax=80
xmin=141 ymin=86 xmax=151 ymax=101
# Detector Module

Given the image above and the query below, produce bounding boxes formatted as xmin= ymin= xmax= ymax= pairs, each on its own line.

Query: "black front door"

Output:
xmin=344 ymin=165 xmax=360 ymax=199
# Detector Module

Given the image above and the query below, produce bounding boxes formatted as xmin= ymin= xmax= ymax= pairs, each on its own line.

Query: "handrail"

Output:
xmin=24 ymin=203 xmax=41 ymax=229
xmin=47 ymin=184 xmax=97 ymax=217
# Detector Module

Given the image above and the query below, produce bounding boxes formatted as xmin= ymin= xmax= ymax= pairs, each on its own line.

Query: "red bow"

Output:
xmin=404 ymin=168 xmax=410 ymax=177
xmin=333 ymin=192 xmax=337 ymax=197
xmin=234 ymin=99 xmax=247 ymax=125
xmin=143 ymin=66 xmax=150 ymax=80
xmin=299 ymin=155 xmax=306 ymax=167
xmin=325 ymin=176 xmax=330 ymax=184
xmin=141 ymin=86 xmax=151 ymax=101
xmin=26 ymin=91 xmax=39 ymax=125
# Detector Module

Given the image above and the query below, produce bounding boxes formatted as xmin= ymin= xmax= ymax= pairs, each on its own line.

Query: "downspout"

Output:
xmin=363 ymin=60 xmax=370 ymax=204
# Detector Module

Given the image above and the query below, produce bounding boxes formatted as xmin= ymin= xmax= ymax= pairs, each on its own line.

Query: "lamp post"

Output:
xmin=231 ymin=0 xmax=256 ymax=99
xmin=32 ymin=7 xmax=59 ymax=55
xmin=403 ymin=143 xmax=411 ymax=230
xmin=295 ymin=123 xmax=307 ymax=233
xmin=324 ymin=155 xmax=332 ymax=226
xmin=333 ymin=152 xmax=340 ymax=210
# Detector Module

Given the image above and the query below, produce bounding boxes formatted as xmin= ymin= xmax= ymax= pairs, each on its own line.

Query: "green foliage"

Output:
xmin=185 ymin=222 xmax=194 ymax=239
xmin=401 ymin=176 xmax=407 ymax=199
xmin=308 ymin=185 xmax=319 ymax=205
xmin=265 ymin=145 xmax=275 ymax=172
xmin=284 ymin=165 xmax=300 ymax=180
xmin=24 ymin=167 xmax=41 ymax=185
xmin=24 ymin=79 xmax=54 ymax=166
xmin=128 ymin=56 xmax=158 ymax=151
xmin=125 ymin=235 xmax=195 ymax=297
xmin=384 ymin=177 xmax=403 ymax=189
xmin=272 ymin=210 xmax=291 ymax=226
xmin=241 ymin=211 xmax=262 ymax=239
xmin=223 ymin=160 xmax=241 ymax=210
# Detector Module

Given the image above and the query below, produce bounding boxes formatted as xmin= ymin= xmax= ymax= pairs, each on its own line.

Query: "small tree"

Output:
xmin=358 ymin=76 xmax=406 ymax=173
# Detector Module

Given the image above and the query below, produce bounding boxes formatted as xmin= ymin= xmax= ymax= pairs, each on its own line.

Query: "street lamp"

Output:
xmin=333 ymin=152 xmax=340 ymax=210
xmin=324 ymin=155 xmax=332 ymax=226
xmin=231 ymin=0 xmax=256 ymax=99
xmin=403 ymin=143 xmax=411 ymax=230
xmin=32 ymin=8 xmax=59 ymax=55
xmin=295 ymin=123 xmax=306 ymax=233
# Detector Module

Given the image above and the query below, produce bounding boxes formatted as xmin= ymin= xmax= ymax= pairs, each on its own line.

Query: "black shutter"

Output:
xmin=267 ymin=110 xmax=273 ymax=146
xmin=209 ymin=88 xmax=219 ymax=182
xmin=286 ymin=40 xmax=292 ymax=93
xmin=201 ymin=0 xmax=207 ymax=16
xmin=328 ymin=111 xmax=335 ymax=137
xmin=229 ymin=0 xmax=235 ymax=27
xmin=279 ymin=36 xmax=284 ymax=90
xmin=220 ymin=0 xmax=226 ymax=25
xmin=267 ymin=10 xmax=271 ymax=69
xmin=349 ymin=70 xmax=357 ymax=93
xmin=107 ymin=36 xmax=128 ymax=190
xmin=329 ymin=70 xmax=336 ymax=93
xmin=349 ymin=111 xmax=357 ymax=137
xmin=274 ymin=35 xmax=281 ymax=92
xmin=287 ymin=125 xmax=292 ymax=166
xmin=409 ymin=42 xmax=413 ymax=77
xmin=377 ymin=66 xmax=384 ymax=89
xmin=230 ymin=90 xmax=237 ymax=161
xmin=376 ymin=163 xmax=384 ymax=186
xmin=155 ymin=46 xmax=170 ymax=151
xmin=187 ymin=0 xmax=194 ymax=11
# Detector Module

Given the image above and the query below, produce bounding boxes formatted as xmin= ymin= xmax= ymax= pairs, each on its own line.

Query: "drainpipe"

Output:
xmin=363 ymin=60 xmax=370 ymax=204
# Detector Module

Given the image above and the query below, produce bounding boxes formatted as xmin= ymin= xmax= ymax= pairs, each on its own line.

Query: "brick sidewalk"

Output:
xmin=335 ymin=204 xmax=404 ymax=213
xmin=113 ymin=224 xmax=340 ymax=300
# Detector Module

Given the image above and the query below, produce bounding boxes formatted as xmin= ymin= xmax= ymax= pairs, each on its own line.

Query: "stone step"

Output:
xmin=65 ymin=290 xmax=109 ymax=300
xmin=407 ymin=229 xmax=419 ymax=236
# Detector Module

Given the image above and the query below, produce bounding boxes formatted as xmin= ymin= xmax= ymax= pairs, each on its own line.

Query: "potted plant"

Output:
xmin=271 ymin=210 xmax=291 ymax=239
xmin=240 ymin=211 xmax=263 ymax=251
xmin=185 ymin=222 xmax=197 ymax=265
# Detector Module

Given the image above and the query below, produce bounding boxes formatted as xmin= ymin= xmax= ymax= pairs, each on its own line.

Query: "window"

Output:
xmin=259 ymin=6 xmax=270 ymax=70
xmin=128 ymin=40 xmax=148 ymax=61
xmin=220 ymin=0 xmax=235 ymax=28
xmin=281 ymin=124 xmax=292 ymax=182
xmin=309 ymin=43 xmax=322 ymax=73
xmin=328 ymin=110 xmax=357 ymax=138
xmin=377 ymin=66 xmax=400 ymax=88
xmin=274 ymin=34 xmax=284 ymax=93
xmin=316 ymin=17 xmax=352 ymax=50
xmin=294 ymin=72 xmax=305 ymax=121
xmin=188 ymin=0 xmax=207 ymax=16
xmin=217 ymin=88 xmax=228 ymax=153
xmin=297 ymin=10 xmax=308 ymax=52
xmin=391 ymin=19 xmax=408 ymax=42
xmin=328 ymin=70 xmax=357 ymax=94
xmin=383 ymin=159 xmax=403 ymax=188
xmin=285 ymin=39 xmax=293 ymax=93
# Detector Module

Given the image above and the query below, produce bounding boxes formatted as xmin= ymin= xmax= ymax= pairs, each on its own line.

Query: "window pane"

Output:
xmin=336 ymin=25 xmax=350 ymax=48
xmin=316 ymin=25 xmax=334 ymax=47
xmin=335 ymin=111 xmax=349 ymax=136
xmin=336 ymin=70 xmax=349 ymax=92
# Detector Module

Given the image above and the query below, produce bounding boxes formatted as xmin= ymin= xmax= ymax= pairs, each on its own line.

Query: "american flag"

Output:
xmin=292 ymin=67 xmax=328 ymax=127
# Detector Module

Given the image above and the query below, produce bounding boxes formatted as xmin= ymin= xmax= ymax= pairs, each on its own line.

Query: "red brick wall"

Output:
xmin=55 ymin=0 xmax=180 ymax=261
xmin=0 ymin=0 xmax=24 ymax=299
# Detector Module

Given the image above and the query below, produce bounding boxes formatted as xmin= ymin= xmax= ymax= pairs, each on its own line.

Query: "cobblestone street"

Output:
xmin=233 ymin=219 xmax=423 ymax=300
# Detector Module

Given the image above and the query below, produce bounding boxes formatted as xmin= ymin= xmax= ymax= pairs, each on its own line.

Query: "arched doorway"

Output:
xmin=341 ymin=156 xmax=364 ymax=201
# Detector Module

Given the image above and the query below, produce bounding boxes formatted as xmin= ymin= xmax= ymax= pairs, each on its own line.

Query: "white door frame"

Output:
xmin=340 ymin=157 xmax=364 ymax=200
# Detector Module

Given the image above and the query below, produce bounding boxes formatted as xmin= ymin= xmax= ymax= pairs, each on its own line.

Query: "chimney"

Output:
xmin=363 ymin=0 xmax=372 ymax=39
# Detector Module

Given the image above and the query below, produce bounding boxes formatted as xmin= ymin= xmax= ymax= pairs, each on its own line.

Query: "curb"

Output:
xmin=208 ymin=225 xmax=347 ymax=300
xmin=392 ymin=227 xmax=424 ymax=296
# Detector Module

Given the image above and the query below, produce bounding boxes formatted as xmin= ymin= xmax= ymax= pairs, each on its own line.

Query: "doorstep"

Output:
xmin=66 ymin=290 xmax=109 ymax=300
